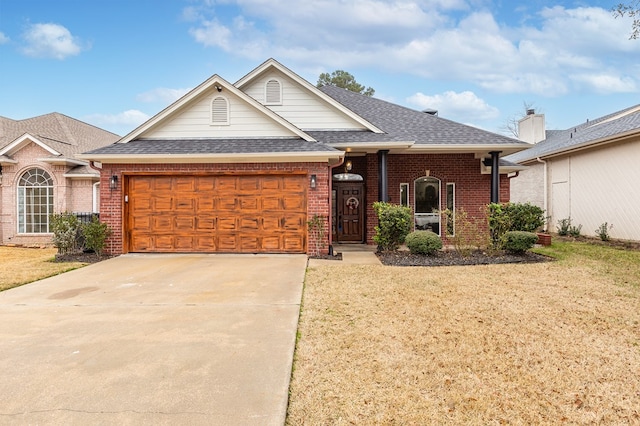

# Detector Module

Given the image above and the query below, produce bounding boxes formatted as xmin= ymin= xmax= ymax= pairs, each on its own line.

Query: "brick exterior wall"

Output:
xmin=0 ymin=142 xmax=98 ymax=246
xmin=355 ymin=153 xmax=511 ymax=244
xmin=100 ymin=162 xmax=329 ymax=255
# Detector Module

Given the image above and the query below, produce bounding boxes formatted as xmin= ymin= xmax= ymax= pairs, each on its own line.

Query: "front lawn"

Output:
xmin=0 ymin=247 xmax=88 ymax=291
xmin=288 ymin=242 xmax=640 ymax=424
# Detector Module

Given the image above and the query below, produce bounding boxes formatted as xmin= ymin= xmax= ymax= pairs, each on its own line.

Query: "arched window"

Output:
xmin=17 ymin=168 xmax=54 ymax=233
xmin=211 ymin=96 xmax=229 ymax=125
xmin=265 ymin=78 xmax=282 ymax=104
xmin=414 ymin=176 xmax=441 ymax=235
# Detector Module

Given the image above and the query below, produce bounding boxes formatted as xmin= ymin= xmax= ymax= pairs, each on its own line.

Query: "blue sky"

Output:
xmin=0 ymin=0 xmax=638 ymax=137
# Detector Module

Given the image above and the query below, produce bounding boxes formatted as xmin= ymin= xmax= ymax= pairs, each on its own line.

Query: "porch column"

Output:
xmin=378 ymin=150 xmax=389 ymax=202
xmin=490 ymin=151 xmax=501 ymax=204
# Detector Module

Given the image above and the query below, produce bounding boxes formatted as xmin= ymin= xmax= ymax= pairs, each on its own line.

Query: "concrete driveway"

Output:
xmin=0 ymin=253 xmax=307 ymax=425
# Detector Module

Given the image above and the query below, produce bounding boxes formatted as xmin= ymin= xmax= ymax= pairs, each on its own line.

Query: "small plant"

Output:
xmin=595 ymin=222 xmax=613 ymax=241
xmin=445 ymin=208 xmax=489 ymax=257
xmin=307 ymin=214 xmax=327 ymax=256
xmin=557 ymin=217 xmax=572 ymax=236
xmin=568 ymin=223 xmax=583 ymax=237
xmin=405 ymin=230 xmax=442 ymax=255
xmin=373 ymin=202 xmax=412 ymax=251
xmin=503 ymin=231 xmax=538 ymax=254
xmin=50 ymin=212 xmax=81 ymax=254
xmin=81 ymin=216 xmax=112 ymax=256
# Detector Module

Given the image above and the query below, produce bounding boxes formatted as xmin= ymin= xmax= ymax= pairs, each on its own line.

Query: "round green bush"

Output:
xmin=405 ymin=230 xmax=442 ymax=255
xmin=503 ymin=231 xmax=538 ymax=253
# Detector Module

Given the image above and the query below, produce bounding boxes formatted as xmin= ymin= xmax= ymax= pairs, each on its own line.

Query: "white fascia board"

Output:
xmin=235 ymin=58 xmax=385 ymax=134
xmin=63 ymin=173 xmax=99 ymax=179
xmin=76 ymin=151 xmax=344 ymax=164
xmin=328 ymin=141 xmax=415 ymax=153
xmin=38 ymin=157 xmax=87 ymax=166
xmin=0 ymin=133 xmax=61 ymax=156
xmin=118 ymin=74 xmax=315 ymax=144
xmin=409 ymin=143 xmax=530 ymax=156
xmin=0 ymin=155 xmax=17 ymax=164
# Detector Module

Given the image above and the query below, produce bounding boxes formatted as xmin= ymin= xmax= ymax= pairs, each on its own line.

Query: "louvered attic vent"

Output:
xmin=265 ymin=79 xmax=282 ymax=105
xmin=211 ymin=96 xmax=229 ymax=125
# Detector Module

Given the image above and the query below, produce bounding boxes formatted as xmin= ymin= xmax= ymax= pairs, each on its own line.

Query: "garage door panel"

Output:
xmin=128 ymin=175 xmax=307 ymax=253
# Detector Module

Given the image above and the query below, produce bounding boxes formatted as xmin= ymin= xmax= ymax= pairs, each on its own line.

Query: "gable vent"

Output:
xmin=211 ymin=96 xmax=229 ymax=125
xmin=265 ymin=79 xmax=282 ymax=105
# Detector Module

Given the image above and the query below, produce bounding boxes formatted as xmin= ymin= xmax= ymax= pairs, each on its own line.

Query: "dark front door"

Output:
xmin=336 ymin=182 xmax=364 ymax=243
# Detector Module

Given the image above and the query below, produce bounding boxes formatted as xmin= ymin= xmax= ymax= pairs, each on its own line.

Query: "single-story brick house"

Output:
xmin=507 ymin=105 xmax=640 ymax=241
xmin=79 ymin=59 xmax=529 ymax=255
xmin=0 ymin=113 xmax=120 ymax=246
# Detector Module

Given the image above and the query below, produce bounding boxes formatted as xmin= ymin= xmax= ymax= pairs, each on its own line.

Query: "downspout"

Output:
xmin=536 ymin=157 xmax=548 ymax=230
xmin=328 ymin=157 xmax=346 ymax=255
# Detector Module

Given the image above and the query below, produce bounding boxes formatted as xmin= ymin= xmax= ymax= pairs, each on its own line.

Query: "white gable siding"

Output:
xmin=242 ymin=71 xmax=366 ymax=130
xmin=141 ymin=89 xmax=298 ymax=139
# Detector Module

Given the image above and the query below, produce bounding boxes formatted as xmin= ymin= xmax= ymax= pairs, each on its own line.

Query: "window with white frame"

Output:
xmin=445 ymin=183 xmax=455 ymax=236
xmin=414 ymin=176 xmax=441 ymax=235
xmin=17 ymin=168 xmax=53 ymax=233
xmin=400 ymin=183 xmax=409 ymax=206
xmin=211 ymin=96 xmax=229 ymax=125
xmin=265 ymin=79 xmax=282 ymax=104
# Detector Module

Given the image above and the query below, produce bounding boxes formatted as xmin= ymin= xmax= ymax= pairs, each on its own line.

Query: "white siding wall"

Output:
xmin=509 ymin=162 xmax=545 ymax=209
xmin=243 ymin=71 xmax=366 ymax=130
xmin=142 ymin=89 xmax=297 ymax=139
xmin=553 ymin=140 xmax=640 ymax=241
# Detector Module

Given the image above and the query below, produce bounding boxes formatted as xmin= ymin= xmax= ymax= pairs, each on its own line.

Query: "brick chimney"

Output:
xmin=517 ymin=109 xmax=546 ymax=144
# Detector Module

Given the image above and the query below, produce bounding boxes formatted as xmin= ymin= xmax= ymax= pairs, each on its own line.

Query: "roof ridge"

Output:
xmin=54 ymin=112 xmax=78 ymax=146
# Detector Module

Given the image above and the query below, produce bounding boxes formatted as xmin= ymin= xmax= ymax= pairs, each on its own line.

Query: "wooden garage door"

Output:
xmin=127 ymin=175 xmax=307 ymax=253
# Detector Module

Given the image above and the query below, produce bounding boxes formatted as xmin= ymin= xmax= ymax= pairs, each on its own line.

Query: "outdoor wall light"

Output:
xmin=310 ymin=174 xmax=317 ymax=189
xmin=110 ymin=175 xmax=118 ymax=190
xmin=345 ymin=160 xmax=353 ymax=172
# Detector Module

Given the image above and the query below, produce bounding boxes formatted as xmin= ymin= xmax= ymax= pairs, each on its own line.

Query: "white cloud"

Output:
xmin=136 ymin=87 xmax=192 ymax=103
xmin=84 ymin=110 xmax=150 ymax=127
xmin=407 ymin=90 xmax=499 ymax=121
xmin=0 ymin=32 xmax=9 ymax=44
xmin=184 ymin=1 xmax=640 ymax=96
xmin=22 ymin=23 xmax=83 ymax=59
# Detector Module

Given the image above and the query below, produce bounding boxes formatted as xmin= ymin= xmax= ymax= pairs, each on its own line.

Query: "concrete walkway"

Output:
xmin=0 ymin=253 xmax=307 ymax=425
xmin=308 ymin=244 xmax=382 ymax=267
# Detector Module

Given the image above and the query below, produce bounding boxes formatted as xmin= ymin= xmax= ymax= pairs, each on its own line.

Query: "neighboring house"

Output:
xmin=506 ymin=106 xmax=640 ymax=241
xmin=0 ymin=113 xmax=120 ymax=246
xmin=80 ymin=58 xmax=529 ymax=255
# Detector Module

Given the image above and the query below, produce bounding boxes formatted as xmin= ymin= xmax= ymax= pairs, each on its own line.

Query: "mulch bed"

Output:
xmin=377 ymin=250 xmax=553 ymax=267
xmin=54 ymin=252 xmax=113 ymax=264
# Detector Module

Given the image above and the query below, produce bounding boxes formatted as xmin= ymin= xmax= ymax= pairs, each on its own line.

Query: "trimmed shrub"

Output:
xmin=373 ymin=202 xmax=412 ymax=251
xmin=488 ymin=202 xmax=546 ymax=249
xmin=503 ymin=231 xmax=538 ymax=254
xmin=81 ymin=216 xmax=112 ymax=256
xmin=50 ymin=212 xmax=81 ymax=254
xmin=405 ymin=230 xmax=442 ymax=255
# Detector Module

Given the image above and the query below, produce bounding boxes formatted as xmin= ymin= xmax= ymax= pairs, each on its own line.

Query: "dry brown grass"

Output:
xmin=0 ymin=246 xmax=87 ymax=291
xmin=288 ymin=243 xmax=640 ymax=424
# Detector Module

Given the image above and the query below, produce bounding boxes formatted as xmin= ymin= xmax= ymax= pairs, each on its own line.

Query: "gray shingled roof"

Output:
xmin=0 ymin=113 xmax=120 ymax=157
xmin=506 ymin=104 xmax=640 ymax=164
xmin=318 ymin=85 xmax=529 ymax=147
xmin=84 ymin=138 xmax=340 ymax=155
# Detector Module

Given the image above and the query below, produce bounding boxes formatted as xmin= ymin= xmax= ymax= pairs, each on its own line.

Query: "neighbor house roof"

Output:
xmin=0 ymin=113 xmax=120 ymax=158
xmin=506 ymin=104 xmax=640 ymax=164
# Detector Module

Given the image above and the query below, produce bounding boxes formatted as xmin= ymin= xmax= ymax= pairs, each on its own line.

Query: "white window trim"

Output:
xmin=414 ymin=176 xmax=441 ymax=236
xmin=16 ymin=168 xmax=54 ymax=234
xmin=400 ymin=183 xmax=409 ymax=206
xmin=211 ymin=96 xmax=230 ymax=125
xmin=446 ymin=182 xmax=455 ymax=236
xmin=264 ymin=78 xmax=282 ymax=105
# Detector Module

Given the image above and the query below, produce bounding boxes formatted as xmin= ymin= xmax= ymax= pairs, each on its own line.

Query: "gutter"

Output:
xmin=536 ymin=157 xmax=548 ymax=230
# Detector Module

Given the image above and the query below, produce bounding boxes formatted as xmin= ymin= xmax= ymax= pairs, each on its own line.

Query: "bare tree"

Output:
xmin=612 ymin=1 xmax=640 ymax=39
xmin=501 ymin=102 xmax=538 ymax=138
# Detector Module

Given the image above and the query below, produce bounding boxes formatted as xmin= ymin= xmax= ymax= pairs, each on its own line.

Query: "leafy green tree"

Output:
xmin=317 ymin=70 xmax=375 ymax=96
xmin=613 ymin=1 xmax=640 ymax=39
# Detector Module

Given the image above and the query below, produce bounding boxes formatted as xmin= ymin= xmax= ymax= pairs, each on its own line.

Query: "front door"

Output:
xmin=335 ymin=182 xmax=364 ymax=243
